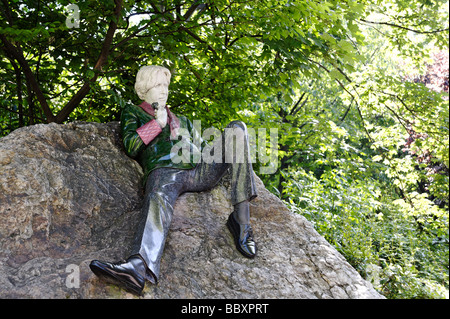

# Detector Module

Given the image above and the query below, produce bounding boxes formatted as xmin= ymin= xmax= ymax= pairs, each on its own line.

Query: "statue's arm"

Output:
xmin=120 ymin=106 xmax=147 ymax=158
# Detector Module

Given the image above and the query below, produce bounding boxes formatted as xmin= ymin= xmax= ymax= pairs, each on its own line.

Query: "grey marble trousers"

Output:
xmin=131 ymin=121 xmax=257 ymax=282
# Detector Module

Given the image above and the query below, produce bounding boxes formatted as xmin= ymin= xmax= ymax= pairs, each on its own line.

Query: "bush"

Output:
xmin=282 ymin=168 xmax=449 ymax=299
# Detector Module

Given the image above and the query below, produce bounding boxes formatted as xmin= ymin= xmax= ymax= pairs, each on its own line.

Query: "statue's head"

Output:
xmin=135 ymin=65 xmax=171 ymax=107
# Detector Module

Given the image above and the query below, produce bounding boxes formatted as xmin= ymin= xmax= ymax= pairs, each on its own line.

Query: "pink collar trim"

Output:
xmin=138 ymin=101 xmax=180 ymax=139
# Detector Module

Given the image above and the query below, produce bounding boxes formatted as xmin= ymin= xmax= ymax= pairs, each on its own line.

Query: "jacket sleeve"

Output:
xmin=120 ymin=105 xmax=147 ymax=158
xmin=136 ymin=120 xmax=162 ymax=145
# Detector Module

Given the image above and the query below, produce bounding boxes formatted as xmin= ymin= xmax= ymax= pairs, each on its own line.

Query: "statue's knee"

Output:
xmin=227 ymin=120 xmax=247 ymax=132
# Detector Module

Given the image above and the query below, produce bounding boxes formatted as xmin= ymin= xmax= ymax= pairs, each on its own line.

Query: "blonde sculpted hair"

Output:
xmin=134 ymin=65 xmax=171 ymax=100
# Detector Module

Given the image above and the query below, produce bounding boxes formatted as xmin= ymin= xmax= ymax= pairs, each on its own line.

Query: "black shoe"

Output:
xmin=226 ymin=213 xmax=257 ymax=258
xmin=89 ymin=255 xmax=152 ymax=296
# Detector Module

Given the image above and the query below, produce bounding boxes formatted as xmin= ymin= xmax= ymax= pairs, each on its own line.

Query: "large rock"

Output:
xmin=0 ymin=122 xmax=383 ymax=299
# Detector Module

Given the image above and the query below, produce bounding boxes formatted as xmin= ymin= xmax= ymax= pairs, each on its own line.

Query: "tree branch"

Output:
xmin=183 ymin=1 xmax=206 ymax=21
xmin=0 ymin=0 xmax=14 ymax=25
xmin=340 ymin=97 xmax=353 ymax=122
xmin=0 ymin=34 xmax=55 ymax=122
xmin=181 ymin=26 xmax=217 ymax=55
xmin=11 ymin=59 xmax=24 ymax=126
xmin=54 ymin=0 xmax=123 ymax=123
xmin=228 ymin=34 xmax=263 ymax=47
xmin=290 ymin=92 xmax=308 ymax=116
xmin=359 ymin=19 xmax=449 ymax=34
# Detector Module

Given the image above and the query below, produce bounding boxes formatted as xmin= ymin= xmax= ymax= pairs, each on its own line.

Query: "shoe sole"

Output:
xmin=89 ymin=261 xmax=144 ymax=296
xmin=226 ymin=216 xmax=256 ymax=259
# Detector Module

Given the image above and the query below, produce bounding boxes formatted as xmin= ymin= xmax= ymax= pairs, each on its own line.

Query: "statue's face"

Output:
xmin=144 ymin=72 xmax=169 ymax=107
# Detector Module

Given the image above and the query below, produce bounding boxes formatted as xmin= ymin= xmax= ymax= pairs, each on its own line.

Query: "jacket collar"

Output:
xmin=139 ymin=101 xmax=180 ymax=139
xmin=139 ymin=101 xmax=156 ymax=117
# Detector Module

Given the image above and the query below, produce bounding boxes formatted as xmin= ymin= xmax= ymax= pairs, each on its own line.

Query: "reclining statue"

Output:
xmin=89 ymin=65 xmax=258 ymax=295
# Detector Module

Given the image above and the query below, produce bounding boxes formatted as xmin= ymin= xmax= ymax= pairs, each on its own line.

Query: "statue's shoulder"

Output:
xmin=122 ymin=102 xmax=141 ymax=113
xmin=121 ymin=102 xmax=151 ymax=119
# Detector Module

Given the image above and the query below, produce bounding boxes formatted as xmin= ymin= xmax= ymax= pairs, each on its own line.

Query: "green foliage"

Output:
xmin=283 ymin=165 xmax=448 ymax=298
xmin=1 ymin=0 xmax=375 ymax=133
xmin=240 ymin=0 xmax=449 ymax=298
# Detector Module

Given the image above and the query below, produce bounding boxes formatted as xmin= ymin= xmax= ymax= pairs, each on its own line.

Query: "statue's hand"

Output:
xmin=155 ymin=103 xmax=168 ymax=128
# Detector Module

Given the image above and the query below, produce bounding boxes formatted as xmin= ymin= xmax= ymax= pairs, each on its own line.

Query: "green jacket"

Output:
xmin=120 ymin=102 xmax=203 ymax=184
